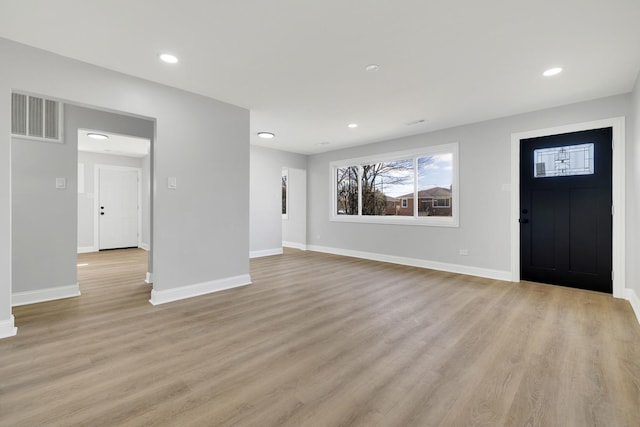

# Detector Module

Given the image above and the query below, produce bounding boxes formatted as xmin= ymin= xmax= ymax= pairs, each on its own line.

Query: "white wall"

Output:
xmin=1 ymin=37 xmax=250 ymax=336
xmin=307 ymin=94 xmax=632 ymax=280
xmin=282 ymin=168 xmax=307 ymax=249
xmin=250 ymin=145 xmax=307 ymax=257
xmin=77 ymin=151 xmax=148 ymax=251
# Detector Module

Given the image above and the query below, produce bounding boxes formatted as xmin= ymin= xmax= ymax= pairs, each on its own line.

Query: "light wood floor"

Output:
xmin=1 ymin=248 xmax=639 ymax=426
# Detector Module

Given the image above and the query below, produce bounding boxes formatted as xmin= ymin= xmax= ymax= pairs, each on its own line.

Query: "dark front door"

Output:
xmin=520 ymin=127 xmax=612 ymax=293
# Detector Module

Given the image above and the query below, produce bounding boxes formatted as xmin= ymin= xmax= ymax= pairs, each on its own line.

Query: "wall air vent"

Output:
xmin=11 ymin=92 xmax=62 ymax=142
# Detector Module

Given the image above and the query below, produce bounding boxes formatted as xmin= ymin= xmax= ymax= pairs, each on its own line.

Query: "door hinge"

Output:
xmin=611 ymin=205 xmax=614 ymax=216
xmin=611 ymin=270 xmax=614 ymax=281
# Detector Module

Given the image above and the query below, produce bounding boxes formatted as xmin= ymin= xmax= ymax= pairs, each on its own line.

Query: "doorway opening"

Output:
xmin=76 ymin=124 xmax=153 ymax=296
xmin=281 ymin=167 xmax=307 ymax=251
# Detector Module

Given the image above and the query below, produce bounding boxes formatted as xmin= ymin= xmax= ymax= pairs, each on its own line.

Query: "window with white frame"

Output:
xmin=331 ymin=143 xmax=458 ymax=226
xmin=282 ymin=168 xmax=289 ymax=219
xmin=433 ymin=198 xmax=450 ymax=207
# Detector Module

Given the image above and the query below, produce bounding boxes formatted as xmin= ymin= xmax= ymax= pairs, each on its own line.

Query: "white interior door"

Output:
xmin=99 ymin=168 xmax=139 ymax=250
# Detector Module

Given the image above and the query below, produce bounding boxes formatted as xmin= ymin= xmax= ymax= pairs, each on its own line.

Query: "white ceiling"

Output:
xmin=1 ymin=0 xmax=639 ymax=154
xmin=78 ymin=129 xmax=150 ymax=158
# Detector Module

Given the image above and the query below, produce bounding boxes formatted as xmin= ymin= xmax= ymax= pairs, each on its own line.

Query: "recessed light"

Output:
xmin=257 ymin=132 xmax=275 ymax=139
xmin=348 ymin=123 xmax=358 ymax=128
xmin=87 ymin=133 xmax=109 ymax=140
xmin=160 ymin=53 xmax=179 ymax=64
xmin=406 ymin=119 xmax=426 ymax=126
xmin=365 ymin=64 xmax=380 ymax=72
xmin=543 ymin=67 xmax=563 ymax=77
xmin=318 ymin=141 xmax=330 ymax=146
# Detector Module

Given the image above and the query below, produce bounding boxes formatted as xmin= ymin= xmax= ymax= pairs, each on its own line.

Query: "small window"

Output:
xmin=282 ymin=169 xmax=288 ymax=219
xmin=401 ymin=198 xmax=408 ymax=208
xmin=433 ymin=198 xmax=450 ymax=207
xmin=534 ymin=143 xmax=594 ymax=178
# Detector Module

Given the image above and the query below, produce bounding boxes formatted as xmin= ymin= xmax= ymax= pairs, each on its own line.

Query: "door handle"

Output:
xmin=519 ymin=218 xmax=529 ymax=224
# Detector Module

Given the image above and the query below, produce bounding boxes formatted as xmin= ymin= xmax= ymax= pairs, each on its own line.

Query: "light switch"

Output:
xmin=168 ymin=177 xmax=177 ymax=189
xmin=56 ymin=177 xmax=66 ymax=189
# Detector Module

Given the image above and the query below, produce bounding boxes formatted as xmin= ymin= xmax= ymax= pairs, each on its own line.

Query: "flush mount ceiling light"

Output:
xmin=543 ymin=67 xmax=563 ymax=77
xmin=257 ymin=132 xmax=275 ymax=139
xmin=159 ymin=53 xmax=179 ymax=64
xmin=87 ymin=132 xmax=109 ymax=140
xmin=365 ymin=64 xmax=380 ymax=72
xmin=348 ymin=123 xmax=358 ymax=128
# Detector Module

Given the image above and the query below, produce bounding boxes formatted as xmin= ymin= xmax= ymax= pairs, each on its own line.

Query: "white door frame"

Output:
xmin=510 ymin=117 xmax=626 ymax=298
xmin=94 ymin=164 xmax=143 ymax=251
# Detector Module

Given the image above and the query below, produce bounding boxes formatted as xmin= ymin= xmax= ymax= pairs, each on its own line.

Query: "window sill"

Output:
xmin=330 ymin=215 xmax=458 ymax=228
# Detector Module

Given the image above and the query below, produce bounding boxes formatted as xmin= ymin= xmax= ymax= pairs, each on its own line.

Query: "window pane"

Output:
xmin=281 ymin=173 xmax=288 ymax=215
xmin=417 ymin=154 xmax=453 ymax=217
xmin=336 ymin=166 xmax=359 ymax=215
xmin=534 ymin=143 xmax=594 ymax=178
xmin=362 ymin=159 xmax=414 ymax=216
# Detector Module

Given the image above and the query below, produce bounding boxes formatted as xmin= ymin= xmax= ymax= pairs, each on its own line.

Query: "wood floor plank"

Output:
xmin=1 ymin=248 xmax=639 ymax=426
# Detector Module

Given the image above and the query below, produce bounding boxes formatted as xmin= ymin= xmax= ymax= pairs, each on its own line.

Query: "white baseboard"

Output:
xmin=149 ymin=274 xmax=252 ymax=305
xmin=624 ymin=288 xmax=640 ymax=325
xmin=12 ymin=284 xmax=81 ymax=307
xmin=139 ymin=243 xmax=150 ymax=251
xmin=145 ymin=272 xmax=153 ymax=284
xmin=307 ymin=245 xmax=512 ymax=282
xmin=77 ymin=246 xmax=98 ymax=254
xmin=249 ymin=248 xmax=283 ymax=259
xmin=282 ymin=241 xmax=307 ymax=251
xmin=0 ymin=315 xmax=17 ymax=339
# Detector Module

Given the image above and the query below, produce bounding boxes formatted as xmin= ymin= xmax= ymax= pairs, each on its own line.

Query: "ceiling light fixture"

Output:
xmin=160 ymin=53 xmax=179 ymax=64
xmin=406 ymin=119 xmax=426 ymax=126
xmin=318 ymin=141 xmax=330 ymax=146
xmin=87 ymin=133 xmax=109 ymax=140
xmin=365 ymin=64 xmax=380 ymax=72
xmin=348 ymin=123 xmax=358 ymax=128
xmin=257 ymin=132 xmax=275 ymax=139
xmin=543 ymin=67 xmax=563 ymax=77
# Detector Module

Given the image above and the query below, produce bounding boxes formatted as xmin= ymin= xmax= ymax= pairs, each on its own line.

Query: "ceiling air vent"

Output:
xmin=11 ymin=92 xmax=62 ymax=142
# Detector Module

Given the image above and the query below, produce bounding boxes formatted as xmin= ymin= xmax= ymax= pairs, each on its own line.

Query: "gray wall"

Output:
xmin=77 ymin=151 xmax=148 ymax=250
xmin=250 ymin=145 xmax=307 ymax=255
xmin=307 ymin=94 xmax=632 ymax=276
xmin=630 ymin=73 xmax=640 ymax=297
xmin=12 ymin=134 xmax=77 ymax=293
xmin=1 ymin=38 xmax=249 ymax=328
